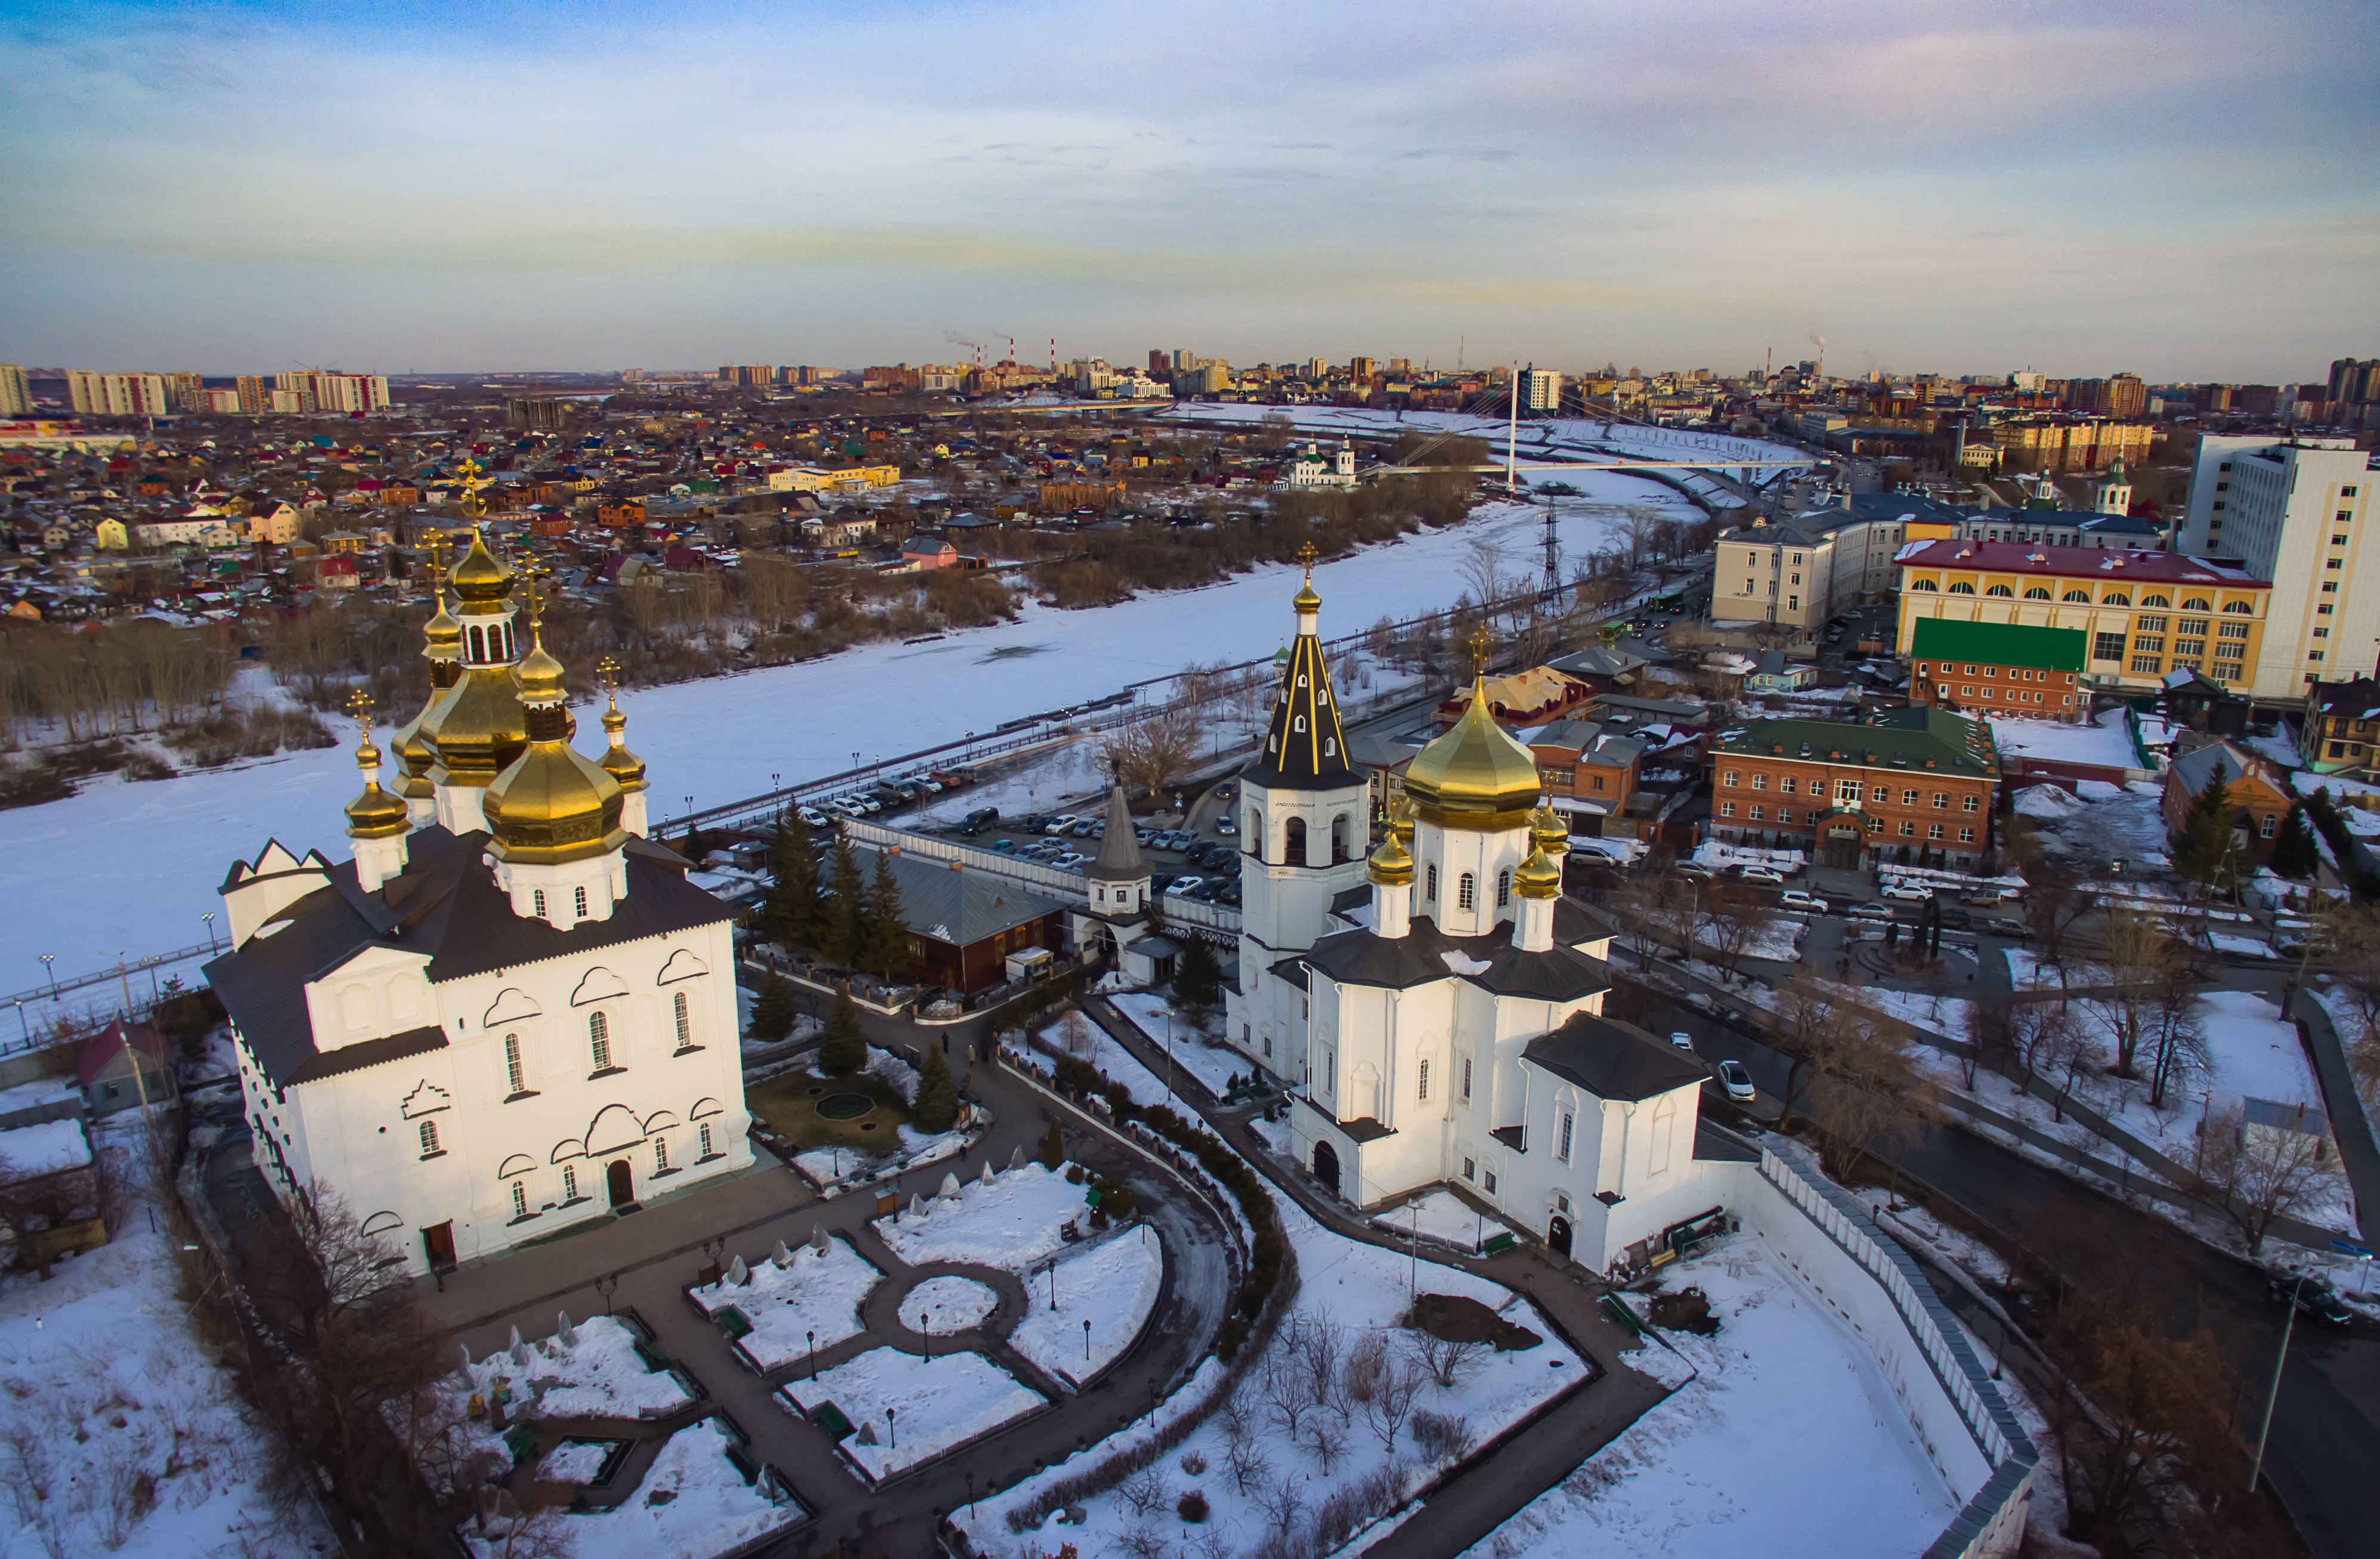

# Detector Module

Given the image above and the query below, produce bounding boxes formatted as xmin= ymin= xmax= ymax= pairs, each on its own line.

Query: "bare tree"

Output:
xmin=1401 ymin=1328 xmax=1487 ymax=1392
xmin=1259 ymin=1344 xmax=1314 ymax=1440
xmin=1341 ymin=1331 xmax=1388 ymax=1411
xmin=1223 ymin=1436 xmax=1271 ymax=1498
xmin=1290 ymin=1317 xmax=1345 ymax=1418
xmin=1097 ymin=701 xmax=1207 ymax=802
xmin=2195 ymin=1104 xmax=2345 ymax=1258
xmin=1410 ymin=1409 xmax=1474 ymax=1462
xmin=1361 ymin=1359 xmax=1425 ymax=1452
xmin=2094 ymin=908 xmax=2178 ymax=1079
xmin=2020 ymin=864 xmax=2096 ymax=987
xmin=1254 ymin=1472 xmax=1306 ymax=1545
xmin=1695 ymin=890 xmax=1777 ymax=983
xmin=1302 ymin=1418 xmax=1348 ymax=1475
xmin=1117 ymin=1464 xmax=1170 ymax=1518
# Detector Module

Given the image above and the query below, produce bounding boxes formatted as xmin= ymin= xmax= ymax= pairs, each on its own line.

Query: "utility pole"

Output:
xmin=1506 ymin=363 xmax=1519 ymax=491
xmin=2250 ymin=1274 xmax=2307 ymax=1493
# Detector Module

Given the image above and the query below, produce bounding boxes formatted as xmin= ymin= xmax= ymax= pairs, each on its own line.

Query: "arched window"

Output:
xmin=533 ymin=889 xmax=547 ymax=918
xmin=1283 ymin=816 xmax=1306 ymax=865
xmin=503 ymin=1034 xmax=524 ymax=1094
xmin=2181 ymin=597 xmax=2211 ymax=611
xmin=654 ymin=1136 xmax=670 ymax=1173
xmin=2140 ymin=593 xmax=2169 ymax=608
xmin=468 ymin=626 xmax=486 ymax=661
xmin=510 ymin=1181 xmax=527 ymax=1218
xmin=562 ymin=1164 xmax=578 ymax=1201
xmin=673 ymin=991 xmax=692 ymax=1051
xmin=1426 ymin=864 xmax=1438 ymax=901
xmin=2223 ymin=600 xmax=2254 ymax=614
xmin=1985 ymin=584 xmax=2013 ymax=598
xmin=1556 ymin=1109 xmax=1576 ymax=1163
xmin=2063 ymin=589 xmax=2090 ymax=602
xmin=1457 ymin=873 xmax=1476 ymax=911
xmin=1417 ymin=1059 xmax=1431 ymax=1101
xmin=1909 ymin=579 xmax=1938 ymax=591
xmin=1330 ymin=813 xmax=1351 ymax=863
xmin=418 ymin=1119 xmax=440 ymax=1156
xmin=573 ymin=885 xmax=589 ymax=919
xmin=589 ymin=1011 xmax=611 ymax=1071
xmin=2023 ymin=587 xmax=2051 ymax=599
xmin=1496 ymin=868 xmax=1511 ymax=907
xmin=699 ymin=1122 xmax=715 ymax=1158
xmin=2102 ymin=592 xmax=2129 ymax=606
xmin=1947 ymin=582 xmax=1975 ymax=594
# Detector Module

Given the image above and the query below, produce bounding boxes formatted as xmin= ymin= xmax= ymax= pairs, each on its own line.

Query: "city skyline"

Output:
xmin=2 ymin=1 xmax=2375 ymax=379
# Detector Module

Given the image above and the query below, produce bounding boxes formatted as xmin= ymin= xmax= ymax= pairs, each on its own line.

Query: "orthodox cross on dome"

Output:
xmin=344 ymin=687 xmax=376 ymax=735
xmin=455 ymin=457 xmax=491 ymax=519
xmin=597 ymin=655 xmax=622 ymax=694
xmin=1296 ymin=540 xmax=1318 ymax=576
xmin=1469 ymin=623 xmax=1495 ymax=679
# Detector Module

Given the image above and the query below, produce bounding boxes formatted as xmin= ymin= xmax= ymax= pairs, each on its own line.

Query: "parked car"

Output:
xmin=1719 ymin=1060 xmax=1757 ymax=1103
xmin=1779 ymin=889 xmax=1827 ymax=912
xmin=1736 ymin=865 xmax=1785 ymax=886
xmin=1165 ymin=877 xmax=1206 ymax=897
xmin=1880 ymin=883 xmax=1932 ymax=903
xmin=1983 ymin=917 xmax=2029 ymax=938
xmin=1216 ymin=815 xmax=1237 ymax=836
xmin=1964 ymin=889 xmax=2014 ymax=906
xmin=1042 ymin=815 xmax=1079 ymax=835
xmin=1670 ymin=1031 xmax=1695 ymax=1051
xmin=797 ymin=807 xmax=828 ymax=828
xmin=988 ymin=839 xmax=1019 ymax=855
xmin=2267 ymin=1273 xmax=2353 ymax=1326
xmin=1673 ymin=861 xmax=1715 ymax=880
xmin=1847 ymin=901 xmax=1896 ymax=920
xmin=960 ymin=806 xmax=999 ymax=834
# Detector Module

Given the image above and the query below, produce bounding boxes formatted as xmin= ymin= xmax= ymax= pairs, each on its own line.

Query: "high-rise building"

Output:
xmin=2330 ymin=358 xmax=2379 ymax=405
xmin=2180 ymin=435 xmax=2380 ymax=695
xmin=2067 ymin=373 xmax=2147 ymax=417
xmin=167 ymin=372 xmax=206 ymax=413
xmin=1147 ymin=349 xmax=1169 ymax=375
xmin=1349 ymin=357 xmax=1377 ymax=381
xmin=1519 ymin=367 xmax=1562 ymax=413
xmin=273 ymin=371 xmax=390 ymax=413
xmin=1171 ymin=349 xmax=1194 ymax=373
xmin=506 ymin=397 xmax=568 ymax=431
xmin=66 ymin=370 xmax=172 ymax=416
xmin=0 ymin=364 xmax=27 ymax=416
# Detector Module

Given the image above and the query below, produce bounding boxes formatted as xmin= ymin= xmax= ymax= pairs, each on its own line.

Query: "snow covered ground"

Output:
xmin=2195 ymin=989 xmax=2322 ymax=1110
xmin=873 ymin=1161 xmax=1090 ymax=1272
xmin=464 ymin=1314 xmax=694 ymax=1422
xmin=1007 ymin=1230 xmax=1165 ymax=1388
xmin=0 ymin=489 xmax=1657 ymax=991
xmin=461 ymin=1418 xmax=801 ymax=1559
xmin=0 ymin=1114 xmax=337 ymax=1559
xmin=899 ymin=1274 xmax=1000 ymax=1334
xmin=782 ymin=1347 xmax=1045 ymax=1481
xmin=958 ymin=1193 xmax=1588 ymax=1559
xmin=1109 ymin=992 xmax=1255 ymax=1094
xmin=689 ymin=1235 xmax=883 ymax=1369
xmin=1369 ymin=1187 xmax=1498 ymax=1253
xmin=1461 ymin=1241 xmax=1957 ymax=1559
xmin=1991 ymin=712 xmax=2146 ymax=772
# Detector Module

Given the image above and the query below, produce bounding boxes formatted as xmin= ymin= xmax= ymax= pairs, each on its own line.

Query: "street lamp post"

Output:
xmin=202 ymin=912 xmax=219 ymax=952
xmin=41 ymin=954 xmax=57 ymax=1001
xmin=2249 ymin=1275 xmax=2308 ymax=1494
xmin=1048 ymin=1258 xmax=1058 ymax=1312
xmin=1083 ymin=1318 xmax=1091 ymax=1362
xmin=12 ymin=1001 xmax=25 ymax=1045
xmin=886 ymin=1407 xmax=896 ymax=1450
xmin=807 ymin=1329 xmax=817 ymax=1380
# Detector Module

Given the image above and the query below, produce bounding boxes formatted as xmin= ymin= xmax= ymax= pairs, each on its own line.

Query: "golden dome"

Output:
xmin=420 ymin=668 xmax=530 ymax=790
xmin=1388 ymin=791 xmax=1416 ymax=844
xmin=513 ymin=639 xmax=567 ymax=703
xmin=1367 ymin=824 xmax=1414 ymax=887
xmin=599 ymin=703 xmax=647 ymax=790
xmin=1403 ymin=682 xmax=1543 ymax=830
xmin=1293 ymin=578 xmax=1321 ymax=611
xmin=449 ymin=531 xmax=511 ymax=607
xmin=1515 ymin=843 xmax=1563 ymax=899
xmin=485 ymin=741 xmax=626 ymax=864
xmin=391 ymin=717 xmax=437 ymax=800
xmin=343 ymin=738 xmax=409 ymax=839
xmin=1530 ymin=802 xmax=1570 ymax=856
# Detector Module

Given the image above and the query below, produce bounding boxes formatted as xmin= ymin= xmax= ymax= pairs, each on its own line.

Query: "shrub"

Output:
xmin=819 ymin=983 xmax=866 ymax=1075
xmin=1178 ymin=1452 xmax=1207 ymax=1477
xmin=911 ymin=1044 xmax=958 ymax=1133
xmin=1177 ymin=1489 xmax=1209 ymax=1523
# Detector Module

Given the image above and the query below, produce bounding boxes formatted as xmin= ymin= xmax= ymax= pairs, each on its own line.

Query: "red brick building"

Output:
xmin=1710 ymin=707 xmax=2001 ymax=871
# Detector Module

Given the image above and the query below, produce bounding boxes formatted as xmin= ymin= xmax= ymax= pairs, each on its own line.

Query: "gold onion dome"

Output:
xmin=599 ymin=702 xmax=647 ymax=790
xmin=1403 ymin=682 xmax=1544 ymax=830
xmin=448 ymin=531 xmax=511 ymax=605
xmin=485 ymin=636 xmax=624 ymax=865
xmin=513 ymin=637 xmax=568 ymax=703
xmin=1367 ymin=824 xmax=1414 ymax=886
xmin=1530 ymin=802 xmax=1570 ymax=856
xmin=1515 ymin=843 xmax=1563 ymax=899
xmin=343 ymin=734 xmax=408 ymax=839
xmin=1293 ymin=577 xmax=1322 ymax=611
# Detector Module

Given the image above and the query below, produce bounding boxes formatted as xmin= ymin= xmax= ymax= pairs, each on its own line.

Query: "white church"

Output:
xmin=205 ymin=534 xmax=753 ymax=1276
xmin=1223 ymin=571 xmax=1747 ymax=1273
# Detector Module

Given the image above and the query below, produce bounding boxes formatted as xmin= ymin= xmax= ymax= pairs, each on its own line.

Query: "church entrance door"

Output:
xmin=1313 ymin=1141 xmax=1339 ymax=1195
xmin=1548 ymin=1216 xmax=1573 ymax=1260
xmin=1821 ymin=823 xmax=1863 ymax=872
xmin=606 ymin=1159 xmax=635 ymax=1209
xmin=420 ymin=1221 xmax=456 ymax=1272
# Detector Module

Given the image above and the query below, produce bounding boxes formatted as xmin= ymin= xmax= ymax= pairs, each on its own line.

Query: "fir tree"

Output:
xmin=1171 ymin=936 xmax=1222 ymax=1012
xmin=819 ymin=983 xmax=867 ymax=1075
xmin=747 ymin=972 xmax=797 ymax=1043
xmin=1041 ymin=1118 xmax=1064 ymax=1171
xmin=864 ymin=849 xmax=911 ymax=983
xmin=822 ymin=827 xmax=866 ymax=969
xmin=2174 ymin=772 xmax=2236 ymax=884
xmin=911 ymin=1044 xmax=958 ymax=1133
xmin=765 ymin=809 xmax=825 ymax=953
xmin=2273 ymin=803 xmax=2319 ymax=880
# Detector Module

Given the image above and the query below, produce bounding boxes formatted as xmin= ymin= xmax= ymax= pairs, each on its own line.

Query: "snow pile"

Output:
xmin=1008 ymin=1231 xmax=1164 ymax=1388
xmin=1440 ymin=949 xmax=1493 ymax=977
xmin=899 ymin=1274 xmax=1000 ymax=1334
xmin=1460 ymin=1243 xmax=1957 ymax=1559
xmin=463 ymin=1419 xmax=800 ymax=1559
xmin=2013 ymin=784 xmax=2084 ymax=821
xmin=0 ymin=1116 xmax=336 ymax=1558
xmin=2075 ymin=778 xmax=2126 ymax=800
xmin=1692 ymin=841 xmax=1806 ymax=873
xmin=465 ymin=1315 xmax=693 ymax=1421
xmin=873 ymin=1161 xmax=1089 ymax=1272
xmin=538 ymin=1440 xmax=615 ymax=1485
xmin=0 ymin=1117 xmax=92 ymax=1178
xmin=689 ymin=1234 xmax=882 ymax=1369
xmin=864 ymin=1044 xmax=920 ymax=1101
xmin=782 ymin=1347 xmax=1045 ymax=1480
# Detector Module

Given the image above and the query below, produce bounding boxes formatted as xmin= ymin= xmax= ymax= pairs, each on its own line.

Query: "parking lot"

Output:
xmin=921 ymin=778 xmax=1248 ymax=908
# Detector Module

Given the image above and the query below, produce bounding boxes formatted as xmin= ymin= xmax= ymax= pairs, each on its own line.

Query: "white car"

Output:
xmin=1165 ymin=877 xmax=1205 ymax=897
xmin=1879 ymin=883 xmax=1933 ymax=903
xmin=1670 ymin=1031 xmax=1695 ymax=1051
xmin=1779 ymin=889 xmax=1827 ymax=912
xmin=1736 ymin=865 xmax=1785 ymax=886
xmin=1719 ymin=1060 xmax=1757 ymax=1103
xmin=1042 ymin=815 xmax=1079 ymax=835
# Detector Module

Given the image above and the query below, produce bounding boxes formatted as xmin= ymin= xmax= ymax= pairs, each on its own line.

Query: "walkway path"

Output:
xmin=1078 ymin=991 xmax=1678 ymax=1559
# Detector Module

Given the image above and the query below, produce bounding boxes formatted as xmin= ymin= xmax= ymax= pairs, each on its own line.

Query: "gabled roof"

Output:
xmin=1909 ymin=617 xmax=2087 ymax=672
xmin=2167 ymin=740 xmax=2283 ymax=802
xmin=1299 ymin=905 xmax=1611 ymax=1001
xmin=1087 ymin=785 xmax=1148 ymax=883
xmin=1718 ymin=705 xmax=1997 ymax=775
xmin=866 ymin=847 xmax=1066 ymax=947
xmin=1522 ymin=1012 xmax=1709 ymax=1102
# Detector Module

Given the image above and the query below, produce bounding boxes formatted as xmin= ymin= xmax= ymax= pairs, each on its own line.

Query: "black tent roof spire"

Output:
xmin=1245 ymin=543 xmax=1360 ymax=791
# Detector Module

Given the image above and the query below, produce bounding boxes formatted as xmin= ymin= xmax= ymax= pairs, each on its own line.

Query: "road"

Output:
xmin=1658 ymin=988 xmax=2380 ymax=1559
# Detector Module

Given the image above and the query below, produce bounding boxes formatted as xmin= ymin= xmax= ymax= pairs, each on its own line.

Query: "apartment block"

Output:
xmin=273 ymin=371 xmax=390 ymax=413
xmin=1988 ymin=416 xmax=2153 ymax=473
xmin=2298 ymin=676 xmax=2380 ymax=774
xmin=2178 ymin=437 xmax=2380 ymax=697
xmin=0 ymin=364 xmax=26 ymax=416
xmin=66 ymin=370 xmax=172 ymax=416
xmin=1520 ymin=367 xmax=1562 ymax=412
xmin=1712 ymin=494 xmax=1963 ymax=630
xmin=1896 ymin=540 xmax=2270 ymax=694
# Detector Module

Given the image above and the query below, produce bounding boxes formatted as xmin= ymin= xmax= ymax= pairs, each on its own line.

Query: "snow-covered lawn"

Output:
xmin=1865 ymin=986 xmax=1975 ymax=1039
xmin=0 ymin=1115 xmax=91 ymax=1177
xmin=689 ymin=1235 xmax=883 ymax=1370
xmin=0 ymin=486 xmax=1661 ymax=988
xmin=782 ymin=1347 xmax=1046 ymax=1481
xmin=874 ymin=1161 xmax=1091 ymax=1272
xmin=957 ymin=1193 xmax=1588 ymax=1559
xmin=1008 ymin=1230 xmax=1165 ymax=1388
xmin=1370 ymin=1187 xmax=1498 ymax=1253
xmin=463 ymin=1419 xmax=801 ymax=1558
xmin=1462 ymin=1242 xmax=1957 ymax=1559
xmin=463 ymin=1313 xmax=695 ymax=1422
xmin=900 ymin=1275 xmax=1001 ymax=1334
xmin=1110 ymin=992 xmax=1260 ymax=1094
xmin=2196 ymin=989 xmax=2321 ymax=1110
xmin=1046 ymin=1014 xmax=1172 ymax=1108
xmin=0 ymin=1114 xmax=336 ymax=1559
xmin=1699 ymin=916 xmax=1803 ymax=964
xmin=538 ymin=1439 xmax=617 ymax=1485
xmin=1991 ymin=712 xmax=2145 ymax=772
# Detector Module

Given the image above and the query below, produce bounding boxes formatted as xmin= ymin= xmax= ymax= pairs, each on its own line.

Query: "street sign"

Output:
xmin=2331 ymin=1239 xmax=2373 ymax=1260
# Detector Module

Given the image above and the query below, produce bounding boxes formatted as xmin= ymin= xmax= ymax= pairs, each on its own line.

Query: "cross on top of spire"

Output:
xmin=1296 ymin=540 xmax=1318 ymax=576
xmin=343 ymin=688 xmax=375 ymax=735
xmin=1469 ymin=623 xmax=1494 ymax=678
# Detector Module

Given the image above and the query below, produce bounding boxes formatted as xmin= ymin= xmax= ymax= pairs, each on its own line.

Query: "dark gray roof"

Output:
xmin=1088 ymin=785 xmax=1147 ymax=882
xmin=870 ymin=847 xmax=1066 ymax=947
xmin=1522 ymin=1013 xmax=1709 ymax=1102
xmin=1299 ymin=908 xmax=1611 ymax=1002
xmin=1244 ymin=620 xmax=1363 ymax=793
xmin=205 ymin=825 xmax=734 ymax=1093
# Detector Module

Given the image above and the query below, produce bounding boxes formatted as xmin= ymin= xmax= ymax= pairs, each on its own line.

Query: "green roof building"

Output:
xmin=1909 ymin=618 xmax=2088 ymax=723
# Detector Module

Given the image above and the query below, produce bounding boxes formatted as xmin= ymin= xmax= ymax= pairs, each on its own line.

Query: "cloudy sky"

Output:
xmin=3 ymin=0 xmax=2374 ymax=381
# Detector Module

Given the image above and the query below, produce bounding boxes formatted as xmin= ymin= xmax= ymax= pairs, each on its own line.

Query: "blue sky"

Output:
xmin=2 ymin=0 xmax=2373 ymax=380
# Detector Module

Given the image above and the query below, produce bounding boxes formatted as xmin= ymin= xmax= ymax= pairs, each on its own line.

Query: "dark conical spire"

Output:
xmin=1246 ymin=546 xmax=1359 ymax=790
xmin=1088 ymin=783 xmax=1148 ymax=883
